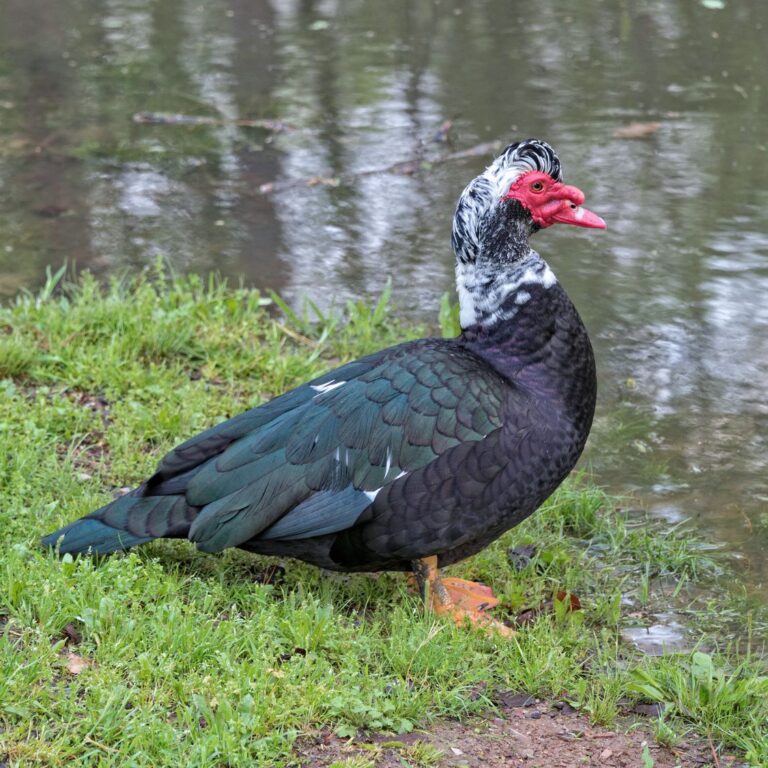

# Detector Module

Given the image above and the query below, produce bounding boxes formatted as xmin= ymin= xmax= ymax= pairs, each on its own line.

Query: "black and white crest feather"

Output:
xmin=451 ymin=139 xmax=563 ymax=265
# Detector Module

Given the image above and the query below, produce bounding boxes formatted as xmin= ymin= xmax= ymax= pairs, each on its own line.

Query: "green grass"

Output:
xmin=0 ymin=267 xmax=765 ymax=766
xmin=630 ymin=651 xmax=768 ymax=764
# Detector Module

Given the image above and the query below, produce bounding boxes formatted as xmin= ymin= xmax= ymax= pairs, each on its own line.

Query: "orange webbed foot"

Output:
xmin=440 ymin=577 xmax=499 ymax=612
xmin=411 ymin=557 xmax=514 ymax=637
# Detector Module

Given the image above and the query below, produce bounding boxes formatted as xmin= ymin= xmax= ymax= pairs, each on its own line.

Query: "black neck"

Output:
xmin=459 ymin=278 xmax=597 ymax=436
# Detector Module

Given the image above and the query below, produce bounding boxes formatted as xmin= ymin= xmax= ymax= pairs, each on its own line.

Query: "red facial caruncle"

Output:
xmin=502 ymin=170 xmax=606 ymax=230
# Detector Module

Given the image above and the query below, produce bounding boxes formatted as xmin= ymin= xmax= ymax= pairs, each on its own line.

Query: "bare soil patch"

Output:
xmin=293 ymin=697 xmax=741 ymax=767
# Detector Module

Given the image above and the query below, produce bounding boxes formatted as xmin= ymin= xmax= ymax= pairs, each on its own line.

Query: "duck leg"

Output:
xmin=411 ymin=556 xmax=513 ymax=636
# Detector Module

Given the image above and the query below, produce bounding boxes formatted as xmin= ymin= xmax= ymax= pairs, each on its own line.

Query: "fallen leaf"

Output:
xmin=66 ymin=651 xmax=92 ymax=675
xmin=433 ymin=120 xmax=453 ymax=143
xmin=514 ymin=608 xmax=539 ymax=625
xmin=555 ymin=591 xmax=582 ymax=611
xmin=61 ymin=623 xmax=82 ymax=646
xmin=613 ymin=122 xmax=661 ymax=139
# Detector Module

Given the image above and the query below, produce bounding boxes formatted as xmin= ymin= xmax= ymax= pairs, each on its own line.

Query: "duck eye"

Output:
xmin=530 ymin=181 xmax=545 ymax=192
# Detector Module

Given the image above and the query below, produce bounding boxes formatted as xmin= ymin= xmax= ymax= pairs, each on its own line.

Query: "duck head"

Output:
xmin=451 ymin=138 xmax=605 ymax=267
xmin=452 ymin=139 xmax=605 ymax=331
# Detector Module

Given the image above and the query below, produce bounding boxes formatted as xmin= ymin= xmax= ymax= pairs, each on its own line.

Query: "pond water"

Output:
xmin=1 ymin=1 xmax=766 ymax=595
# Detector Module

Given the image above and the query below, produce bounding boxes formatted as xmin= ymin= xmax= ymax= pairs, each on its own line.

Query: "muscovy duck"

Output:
xmin=42 ymin=139 xmax=604 ymax=633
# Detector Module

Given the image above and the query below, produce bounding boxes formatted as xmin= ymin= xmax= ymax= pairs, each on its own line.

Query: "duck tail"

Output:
xmin=41 ymin=493 xmax=196 ymax=555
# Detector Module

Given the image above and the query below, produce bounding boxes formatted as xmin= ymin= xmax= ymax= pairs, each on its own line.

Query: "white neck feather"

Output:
xmin=456 ymin=251 xmax=558 ymax=330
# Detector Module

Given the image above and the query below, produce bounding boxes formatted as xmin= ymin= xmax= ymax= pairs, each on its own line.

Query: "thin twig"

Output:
xmin=132 ymin=111 xmax=292 ymax=132
xmin=708 ymin=735 xmax=721 ymax=768
xmin=274 ymin=322 xmax=318 ymax=347
xmin=84 ymin=736 xmax=118 ymax=754
xmin=259 ymin=139 xmax=502 ymax=194
xmin=738 ymin=507 xmax=753 ymax=533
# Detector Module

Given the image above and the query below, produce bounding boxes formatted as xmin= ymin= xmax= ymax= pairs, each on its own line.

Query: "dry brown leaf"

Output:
xmin=61 ymin=623 xmax=82 ymax=646
xmin=555 ymin=591 xmax=582 ymax=611
xmin=66 ymin=651 xmax=92 ymax=675
xmin=433 ymin=119 xmax=453 ymax=143
xmin=613 ymin=122 xmax=661 ymax=139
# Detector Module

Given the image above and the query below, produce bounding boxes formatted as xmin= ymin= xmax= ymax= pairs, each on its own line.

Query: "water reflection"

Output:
xmin=0 ymin=0 xmax=766 ymax=591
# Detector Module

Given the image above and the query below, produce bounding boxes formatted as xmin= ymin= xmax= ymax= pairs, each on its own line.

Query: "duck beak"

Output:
xmin=548 ymin=183 xmax=606 ymax=229
xmin=550 ymin=202 xmax=606 ymax=229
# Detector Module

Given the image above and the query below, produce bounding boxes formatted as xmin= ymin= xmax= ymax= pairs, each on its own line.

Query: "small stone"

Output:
xmin=600 ymin=747 xmax=613 ymax=761
xmin=497 ymin=690 xmax=535 ymax=708
xmin=507 ymin=544 xmax=537 ymax=570
xmin=450 ymin=746 xmax=463 ymax=756
xmin=634 ymin=703 xmax=665 ymax=717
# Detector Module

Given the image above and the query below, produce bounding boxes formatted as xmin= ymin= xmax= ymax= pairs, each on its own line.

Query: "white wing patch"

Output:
xmin=311 ymin=379 xmax=346 ymax=396
xmin=364 ymin=470 xmax=408 ymax=504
